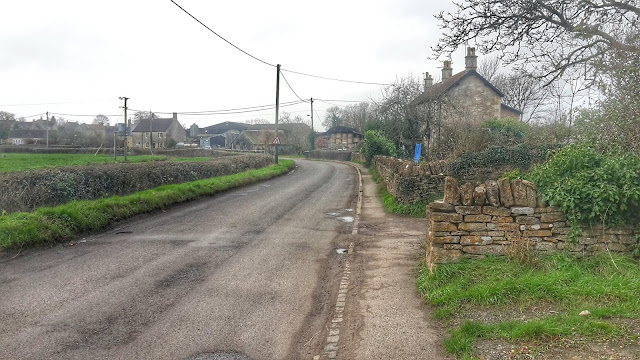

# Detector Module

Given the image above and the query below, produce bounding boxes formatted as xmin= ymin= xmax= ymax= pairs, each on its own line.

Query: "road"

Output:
xmin=0 ymin=159 xmax=358 ymax=360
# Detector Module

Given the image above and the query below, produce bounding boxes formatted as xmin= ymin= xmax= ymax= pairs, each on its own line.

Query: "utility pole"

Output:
xmin=120 ymin=97 xmax=129 ymax=161
xmin=45 ymin=111 xmax=49 ymax=148
xmin=274 ymin=64 xmax=280 ymax=164
xmin=149 ymin=111 xmax=154 ymax=155
xmin=310 ymin=98 xmax=314 ymax=132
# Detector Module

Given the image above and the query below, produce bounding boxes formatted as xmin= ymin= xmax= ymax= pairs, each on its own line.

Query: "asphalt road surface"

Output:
xmin=0 ymin=159 xmax=358 ymax=360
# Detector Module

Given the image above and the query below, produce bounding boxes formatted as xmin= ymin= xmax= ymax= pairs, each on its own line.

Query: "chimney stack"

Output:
xmin=172 ymin=112 xmax=178 ymax=121
xmin=424 ymin=72 xmax=433 ymax=89
xmin=442 ymin=61 xmax=453 ymax=80
xmin=465 ymin=47 xmax=478 ymax=71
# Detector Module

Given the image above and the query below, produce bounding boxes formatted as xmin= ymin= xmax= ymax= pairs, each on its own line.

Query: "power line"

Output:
xmin=169 ymin=0 xmax=276 ymax=68
xmin=21 ymin=113 xmax=47 ymax=119
xmin=281 ymin=68 xmax=392 ymax=86
xmin=129 ymin=100 xmax=307 ymax=116
xmin=50 ymin=112 xmax=121 ymax=117
xmin=280 ymin=71 xmax=308 ymax=103
xmin=169 ymin=0 xmax=392 ymax=86
xmin=315 ymin=98 xmax=366 ymax=103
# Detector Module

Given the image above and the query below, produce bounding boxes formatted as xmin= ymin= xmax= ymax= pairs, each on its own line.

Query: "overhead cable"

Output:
xmin=280 ymin=71 xmax=309 ymax=103
xmin=169 ymin=0 xmax=276 ymax=67
xmin=169 ymin=0 xmax=391 ymax=86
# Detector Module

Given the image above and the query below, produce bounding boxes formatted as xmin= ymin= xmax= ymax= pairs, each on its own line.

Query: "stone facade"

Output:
xmin=425 ymin=177 xmax=639 ymax=272
xmin=444 ymin=74 xmax=502 ymax=124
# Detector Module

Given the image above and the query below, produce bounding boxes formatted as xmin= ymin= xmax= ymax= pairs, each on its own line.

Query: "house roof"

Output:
xmin=321 ymin=126 xmax=362 ymax=136
xmin=410 ymin=69 xmax=505 ymax=107
xmin=132 ymin=118 xmax=176 ymax=132
xmin=501 ymin=103 xmax=524 ymax=115
xmin=8 ymin=129 xmax=48 ymax=139
xmin=202 ymin=121 xmax=248 ymax=134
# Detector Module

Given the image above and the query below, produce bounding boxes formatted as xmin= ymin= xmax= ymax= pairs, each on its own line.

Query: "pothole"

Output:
xmin=336 ymin=248 xmax=348 ymax=254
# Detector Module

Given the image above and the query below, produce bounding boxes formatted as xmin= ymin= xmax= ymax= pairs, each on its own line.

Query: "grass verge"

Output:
xmin=0 ymin=160 xmax=295 ymax=249
xmin=417 ymin=254 xmax=640 ymax=358
xmin=369 ymin=167 xmax=431 ymax=218
xmin=0 ymin=153 xmax=165 ymax=172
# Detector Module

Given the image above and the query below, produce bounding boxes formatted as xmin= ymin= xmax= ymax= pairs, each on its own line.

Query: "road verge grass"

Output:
xmin=0 ymin=160 xmax=295 ymax=250
xmin=369 ymin=167 xmax=430 ymax=218
xmin=417 ymin=254 xmax=640 ymax=358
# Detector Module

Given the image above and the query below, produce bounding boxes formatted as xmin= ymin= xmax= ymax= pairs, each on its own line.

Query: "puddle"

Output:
xmin=345 ymin=209 xmax=353 ymax=212
xmin=336 ymin=248 xmax=348 ymax=254
xmin=327 ymin=212 xmax=341 ymax=217
xmin=337 ymin=216 xmax=354 ymax=223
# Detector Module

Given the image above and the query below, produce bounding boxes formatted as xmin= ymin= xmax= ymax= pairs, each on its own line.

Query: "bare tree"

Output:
xmin=477 ymin=55 xmax=501 ymax=82
xmin=434 ymin=0 xmax=640 ymax=83
xmin=93 ymin=114 xmax=110 ymax=126
xmin=0 ymin=111 xmax=16 ymax=122
xmin=322 ymin=106 xmax=343 ymax=130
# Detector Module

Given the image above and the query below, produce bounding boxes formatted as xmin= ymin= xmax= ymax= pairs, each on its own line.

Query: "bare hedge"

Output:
xmin=0 ymin=155 xmax=272 ymax=213
xmin=309 ymin=150 xmax=353 ymax=161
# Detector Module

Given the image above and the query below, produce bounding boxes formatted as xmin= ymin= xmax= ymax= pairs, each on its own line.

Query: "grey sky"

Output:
xmin=1 ymin=0 xmax=473 ymax=129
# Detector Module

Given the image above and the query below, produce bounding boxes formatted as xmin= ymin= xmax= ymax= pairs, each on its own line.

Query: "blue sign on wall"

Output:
xmin=414 ymin=143 xmax=422 ymax=163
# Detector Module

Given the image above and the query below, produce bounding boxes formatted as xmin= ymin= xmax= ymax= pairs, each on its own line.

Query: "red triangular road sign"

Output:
xmin=272 ymin=136 xmax=281 ymax=145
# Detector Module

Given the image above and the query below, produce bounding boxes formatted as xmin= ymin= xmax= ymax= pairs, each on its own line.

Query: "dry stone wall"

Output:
xmin=425 ymin=177 xmax=639 ymax=271
xmin=372 ymin=156 xmax=448 ymax=204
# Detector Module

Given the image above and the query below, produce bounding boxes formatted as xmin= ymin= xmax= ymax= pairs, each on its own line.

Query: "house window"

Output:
xmin=13 ymin=139 xmax=22 ymax=145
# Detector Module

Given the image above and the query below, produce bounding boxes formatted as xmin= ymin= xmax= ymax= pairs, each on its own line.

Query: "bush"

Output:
xmin=451 ymin=144 xmax=558 ymax=177
xmin=484 ymin=117 xmax=528 ymax=144
xmin=360 ymin=130 xmax=398 ymax=166
xmin=529 ymin=144 xmax=640 ymax=229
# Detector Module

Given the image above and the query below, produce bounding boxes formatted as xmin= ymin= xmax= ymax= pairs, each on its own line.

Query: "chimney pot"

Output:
xmin=424 ymin=72 xmax=433 ymax=89
xmin=465 ymin=47 xmax=478 ymax=71
xmin=442 ymin=61 xmax=453 ymax=80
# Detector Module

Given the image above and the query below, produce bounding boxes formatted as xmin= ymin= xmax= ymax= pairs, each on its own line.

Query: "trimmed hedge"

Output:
xmin=0 ymin=155 xmax=272 ymax=213
xmin=0 ymin=160 xmax=296 ymax=249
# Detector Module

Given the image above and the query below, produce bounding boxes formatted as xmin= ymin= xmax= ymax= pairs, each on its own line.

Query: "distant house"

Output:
xmin=196 ymin=122 xmax=311 ymax=153
xmin=317 ymin=126 xmax=363 ymax=150
xmin=7 ymin=129 xmax=53 ymax=145
xmin=410 ymin=47 xmax=523 ymax=148
xmin=198 ymin=121 xmax=248 ymax=148
xmin=130 ymin=113 xmax=186 ymax=149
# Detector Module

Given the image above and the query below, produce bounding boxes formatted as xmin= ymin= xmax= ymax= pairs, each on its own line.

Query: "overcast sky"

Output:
xmin=1 ymin=0 xmax=475 ymax=130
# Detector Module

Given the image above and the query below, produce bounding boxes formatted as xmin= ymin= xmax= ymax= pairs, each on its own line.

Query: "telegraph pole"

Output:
xmin=149 ymin=111 xmax=154 ymax=155
xmin=274 ymin=64 xmax=280 ymax=164
xmin=120 ymin=97 xmax=129 ymax=161
xmin=45 ymin=111 xmax=49 ymax=147
xmin=310 ymin=98 xmax=314 ymax=132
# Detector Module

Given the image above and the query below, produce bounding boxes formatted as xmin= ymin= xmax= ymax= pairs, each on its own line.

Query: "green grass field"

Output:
xmin=417 ymin=254 xmax=640 ymax=358
xmin=0 ymin=153 xmax=165 ymax=172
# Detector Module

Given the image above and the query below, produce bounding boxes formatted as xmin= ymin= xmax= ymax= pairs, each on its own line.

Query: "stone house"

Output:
xmin=410 ymin=47 xmax=523 ymax=149
xmin=317 ymin=126 xmax=363 ymax=150
xmin=130 ymin=113 xmax=186 ymax=149
xmin=7 ymin=129 xmax=52 ymax=145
